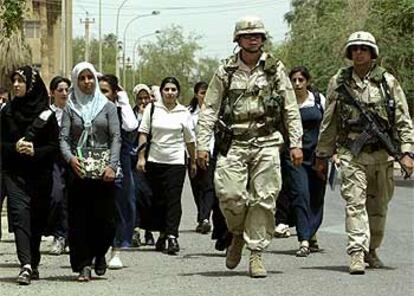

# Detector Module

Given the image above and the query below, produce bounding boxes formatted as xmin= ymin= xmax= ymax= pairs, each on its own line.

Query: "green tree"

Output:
xmin=275 ymin=0 xmax=413 ymax=97
xmin=72 ymin=33 xmax=117 ymax=75
xmin=136 ymin=25 xmax=218 ymax=103
xmin=0 ymin=0 xmax=31 ymax=88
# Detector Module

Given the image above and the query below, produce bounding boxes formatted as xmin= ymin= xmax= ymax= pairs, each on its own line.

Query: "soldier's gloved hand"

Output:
xmin=314 ymin=156 xmax=328 ymax=180
xmin=290 ymin=147 xmax=303 ymax=167
xmin=400 ymin=153 xmax=414 ymax=177
xmin=197 ymin=150 xmax=209 ymax=170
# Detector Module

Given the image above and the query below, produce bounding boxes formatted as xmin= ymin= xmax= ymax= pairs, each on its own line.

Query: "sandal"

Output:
xmin=77 ymin=266 xmax=92 ymax=282
xmin=296 ymin=245 xmax=310 ymax=257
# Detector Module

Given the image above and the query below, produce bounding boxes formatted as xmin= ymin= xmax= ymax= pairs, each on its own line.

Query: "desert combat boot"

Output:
xmin=349 ymin=251 xmax=365 ymax=275
xmin=225 ymin=235 xmax=244 ymax=269
xmin=249 ymin=251 xmax=267 ymax=278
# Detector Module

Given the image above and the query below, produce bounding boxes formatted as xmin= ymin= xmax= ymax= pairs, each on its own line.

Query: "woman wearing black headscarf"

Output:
xmin=0 ymin=65 xmax=59 ymax=285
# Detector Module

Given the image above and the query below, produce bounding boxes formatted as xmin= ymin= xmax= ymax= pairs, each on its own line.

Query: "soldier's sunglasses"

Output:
xmin=350 ymin=45 xmax=370 ymax=52
xmin=240 ymin=33 xmax=262 ymax=40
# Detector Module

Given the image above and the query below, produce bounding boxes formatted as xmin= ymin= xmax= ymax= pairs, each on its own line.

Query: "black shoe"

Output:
xmin=145 ymin=231 xmax=155 ymax=246
xmin=131 ymin=230 xmax=142 ymax=247
xmin=200 ymin=220 xmax=212 ymax=234
xmin=17 ymin=267 xmax=32 ymax=285
xmin=155 ymin=235 xmax=166 ymax=252
xmin=167 ymin=237 xmax=180 ymax=255
xmin=94 ymin=256 xmax=107 ymax=276
xmin=31 ymin=268 xmax=39 ymax=280
xmin=78 ymin=266 xmax=92 ymax=282
xmin=215 ymin=232 xmax=233 ymax=251
xmin=195 ymin=222 xmax=202 ymax=233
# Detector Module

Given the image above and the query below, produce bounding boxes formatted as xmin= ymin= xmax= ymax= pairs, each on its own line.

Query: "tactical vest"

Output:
xmin=219 ymin=54 xmax=284 ymax=137
xmin=336 ymin=65 xmax=395 ymax=145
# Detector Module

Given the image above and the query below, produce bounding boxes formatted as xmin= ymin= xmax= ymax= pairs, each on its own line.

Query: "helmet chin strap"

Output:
xmin=240 ymin=43 xmax=263 ymax=54
xmin=233 ymin=44 xmax=240 ymax=54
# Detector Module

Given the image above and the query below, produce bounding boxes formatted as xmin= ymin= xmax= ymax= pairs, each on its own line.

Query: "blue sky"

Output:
xmin=73 ymin=0 xmax=291 ymax=60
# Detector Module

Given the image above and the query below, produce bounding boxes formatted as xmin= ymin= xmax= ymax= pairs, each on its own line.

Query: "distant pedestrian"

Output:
xmin=131 ymin=83 xmax=155 ymax=247
xmin=47 ymin=76 xmax=71 ymax=256
xmin=99 ymin=74 xmax=138 ymax=270
xmin=188 ymin=81 xmax=214 ymax=234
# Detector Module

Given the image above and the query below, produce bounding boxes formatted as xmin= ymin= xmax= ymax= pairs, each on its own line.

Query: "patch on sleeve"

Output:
xmin=39 ymin=109 xmax=53 ymax=121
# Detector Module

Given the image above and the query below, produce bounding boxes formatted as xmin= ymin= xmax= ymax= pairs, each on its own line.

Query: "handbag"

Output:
xmin=76 ymin=128 xmax=110 ymax=179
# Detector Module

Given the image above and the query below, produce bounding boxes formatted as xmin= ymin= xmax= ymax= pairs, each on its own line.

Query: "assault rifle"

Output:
xmin=337 ymin=83 xmax=411 ymax=179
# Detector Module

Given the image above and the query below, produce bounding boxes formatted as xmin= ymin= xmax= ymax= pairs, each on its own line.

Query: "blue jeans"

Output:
xmin=282 ymin=157 xmax=326 ymax=241
xmin=113 ymin=145 xmax=136 ymax=248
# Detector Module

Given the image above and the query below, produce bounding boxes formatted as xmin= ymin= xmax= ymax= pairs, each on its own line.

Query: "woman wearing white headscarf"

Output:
xmin=60 ymin=62 xmax=121 ymax=282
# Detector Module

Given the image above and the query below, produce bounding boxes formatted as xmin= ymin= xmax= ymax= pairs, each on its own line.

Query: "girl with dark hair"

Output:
xmin=187 ymin=81 xmax=231 ymax=250
xmin=60 ymin=62 xmax=121 ymax=282
xmin=47 ymin=76 xmax=71 ymax=256
xmin=1 ymin=66 xmax=59 ymax=285
xmin=136 ymin=76 xmax=196 ymax=255
xmin=99 ymin=74 xmax=138 ymax=269
xmin=275 ymin=66 xmax=327 ymax=257
xmin=187 ymin=81 xmax=213 ymax=233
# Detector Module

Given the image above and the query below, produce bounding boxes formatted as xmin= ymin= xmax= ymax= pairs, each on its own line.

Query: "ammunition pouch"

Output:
xmin=214 ymin=119 xmax=233 ymax=156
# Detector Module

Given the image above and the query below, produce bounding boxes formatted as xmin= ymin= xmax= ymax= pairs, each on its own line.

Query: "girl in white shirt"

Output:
xmin=137 ymin=77 xmax=196 ymax=255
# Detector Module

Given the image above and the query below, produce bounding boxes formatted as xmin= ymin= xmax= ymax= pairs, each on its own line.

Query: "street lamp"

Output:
xmin=132 ymin=30 xmax=161 ymax=86
xmin=115 ymin=0 xmax=129 ymax=79
xmin=122 ymin=10 xmax=160 ymax=85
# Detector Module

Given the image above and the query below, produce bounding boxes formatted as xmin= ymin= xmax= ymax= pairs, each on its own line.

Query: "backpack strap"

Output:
xmin=380 ymin=75 xmax=395 ymax=127
xmin=312 ymin=90 xmax=324 ymax=115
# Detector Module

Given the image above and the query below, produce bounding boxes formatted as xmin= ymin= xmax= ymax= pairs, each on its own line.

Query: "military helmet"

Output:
xmin=344 ymin=31 xmax=379 ymax=59
xmin=233 ymin=16 xmax=267 ymax=42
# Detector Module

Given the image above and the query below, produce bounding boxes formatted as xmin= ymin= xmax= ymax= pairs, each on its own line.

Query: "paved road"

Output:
xmin=0 ymin=176 xmax=413 ymax=296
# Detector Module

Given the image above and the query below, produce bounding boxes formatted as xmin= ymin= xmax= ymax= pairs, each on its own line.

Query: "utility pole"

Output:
xmin=80 ymin=12 xmax=95 ymax=62
xmin=65 ymin=0 xmax=73 ymax=78
xmin=98 ymin=0 xmax=102 ymax=72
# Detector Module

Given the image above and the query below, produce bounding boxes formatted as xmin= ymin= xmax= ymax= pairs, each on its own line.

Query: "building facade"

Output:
xmin=23 ymin=0 xmax=72 ymax=84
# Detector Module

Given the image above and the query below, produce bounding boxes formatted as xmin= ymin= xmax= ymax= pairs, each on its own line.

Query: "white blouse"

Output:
xmin=299 ymin=90 xmax=326 ymax=110
xmin=189 ymin=105 xmax=215 ymax=155
xmin=139 ymin=100 xmax=195 ymax=165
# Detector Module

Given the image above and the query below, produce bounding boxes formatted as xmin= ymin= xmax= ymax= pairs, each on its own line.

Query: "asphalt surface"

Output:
xmin=0 ymin=175 xmax=413 ymax=296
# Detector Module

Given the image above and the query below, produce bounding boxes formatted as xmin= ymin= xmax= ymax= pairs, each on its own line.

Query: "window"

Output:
xmin=24 ymin=21 xmax=40 ymax=39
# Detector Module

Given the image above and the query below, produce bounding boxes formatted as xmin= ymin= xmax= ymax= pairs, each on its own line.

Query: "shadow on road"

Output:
xmin=301 ymin=265 xmax=348 ymax=273
xmin=0 ymin=239 xmax=15 ymax=243
xmin=178 ymin=270 xmax=282 ymax=277
xmin=42 ymin=275 xmax=108 ymax=282
xmin=301 ymin=265 xmax=397 ymax=273
xmin=182 ymin=252 xmax=225 ymax=259
xmin=267 ymin=249 xmax=298 ymax=256
xmin=0 ymin=262 xmax=20 ymax=268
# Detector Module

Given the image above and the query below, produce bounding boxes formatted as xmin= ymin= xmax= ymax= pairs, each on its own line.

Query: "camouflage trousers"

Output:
xmin=339 ymin=149 xmax=394 ymax=254
xmin=214 ymin=141 xmax=281 ymax=251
